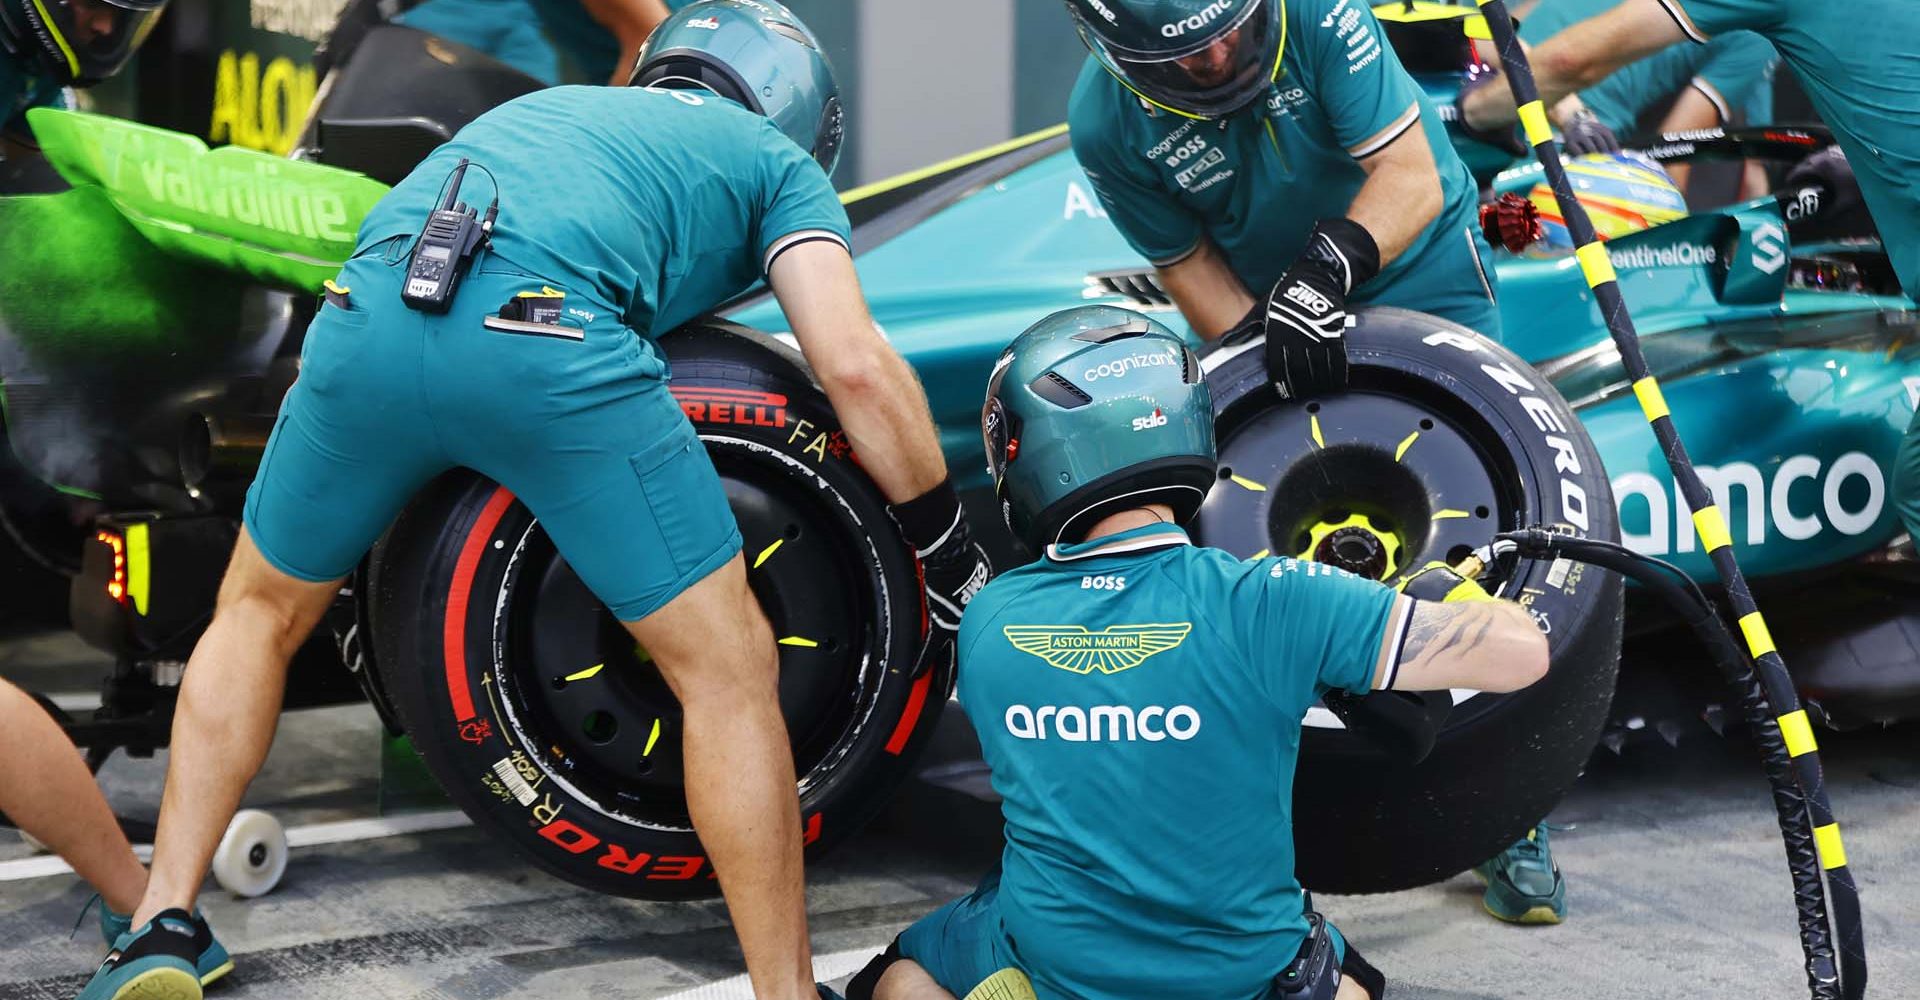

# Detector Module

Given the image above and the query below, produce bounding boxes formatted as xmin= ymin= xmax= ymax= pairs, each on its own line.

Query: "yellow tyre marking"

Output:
xmin=778 ymin=636 xmax=819 ymax=648
xmin=1310 ymin=414 xmax=1325 ymax=449
xmin=1432 ymin=509 xmax=1471 ymax=520
xmin=1229 ymin=474 xmax=1268 ymax=492
xmin=753 ymin=538 xmax=784 ymax=569
xmin=643 ymin=717 xmax=663 ymax=757
xmin=562 ymin=663 xmax=604 ymax=683
xmin=1394 ymin=430 xmax=1420 ymax=461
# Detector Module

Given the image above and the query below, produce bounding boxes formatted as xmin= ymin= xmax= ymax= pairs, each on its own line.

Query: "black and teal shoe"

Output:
xmin=98 ymin=903 xmax=233 ymax=987
xmin=1472 ymin=822 xmax=1567 ymax=925
xmin=77 ymin=908 xmax=203 ymax=1000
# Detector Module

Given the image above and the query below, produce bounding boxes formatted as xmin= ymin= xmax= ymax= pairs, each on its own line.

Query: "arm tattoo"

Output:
xmin=1399 ymin=602 xmax=1499 ymax=675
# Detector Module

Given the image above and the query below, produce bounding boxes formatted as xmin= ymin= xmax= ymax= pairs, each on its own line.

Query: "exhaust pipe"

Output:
xmin=180 ymin=412 xmax=274 ymax=493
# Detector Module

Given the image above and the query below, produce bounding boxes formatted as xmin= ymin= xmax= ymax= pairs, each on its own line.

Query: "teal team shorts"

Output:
xmin=895 ymin=869 xmax=1355 ymax=998
xmin=244 ymin=239 xmax=742 ymax=620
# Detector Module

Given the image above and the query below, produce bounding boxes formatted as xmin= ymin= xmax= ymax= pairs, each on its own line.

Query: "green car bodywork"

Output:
xmin=2 ymin=66 xmax=1913 ymax=593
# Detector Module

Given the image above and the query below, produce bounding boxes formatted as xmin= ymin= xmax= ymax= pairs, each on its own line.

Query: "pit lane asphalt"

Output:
xmin=0 ymin=630 xmax=1914 ymax=999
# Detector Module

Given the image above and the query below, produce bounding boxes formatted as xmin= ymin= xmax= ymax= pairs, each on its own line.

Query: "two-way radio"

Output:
xmin=402 ymin=158 xmax=499 ymax=313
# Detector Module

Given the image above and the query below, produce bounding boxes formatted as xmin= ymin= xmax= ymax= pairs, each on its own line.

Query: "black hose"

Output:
xmin=1471 ymin=5 xmax=1866 ymax=996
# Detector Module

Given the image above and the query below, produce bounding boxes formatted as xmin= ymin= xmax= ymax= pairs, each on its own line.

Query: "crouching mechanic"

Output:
xmin=843 ymin=305 xmax=1550 ymax=1000
xmin=1062 ymin=0 xmax=1501 ymax=404
xmin=75 ymin=4 xmax=989 ymax=1000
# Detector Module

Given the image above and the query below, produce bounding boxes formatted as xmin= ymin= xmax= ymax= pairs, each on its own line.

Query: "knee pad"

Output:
xmin=845 ymin=938 xmax=904 ymax=1000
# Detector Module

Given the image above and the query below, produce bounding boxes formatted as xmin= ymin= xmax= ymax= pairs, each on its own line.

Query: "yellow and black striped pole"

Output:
xmin=1469 ymin=3 xmax=1865 ymax=998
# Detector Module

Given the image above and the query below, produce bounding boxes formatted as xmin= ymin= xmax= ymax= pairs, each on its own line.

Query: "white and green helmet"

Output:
xmin=1063 ymin=0 xmax=1285 ymax=119
xmin=984 ymin=306 xmax=1217 ymax=550
xmin=631 ymin=0 xmax=845 ymax=174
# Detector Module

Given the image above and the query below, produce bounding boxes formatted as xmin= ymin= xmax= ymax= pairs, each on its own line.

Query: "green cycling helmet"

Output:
xmin=0 ymin=0 xmax=168 ymax=87
xmin=630 ymin=0 xmax=844 ymax=175
xmin=1062 ymin=0 xmax=1284 ymax=119
xmin=984 ymin=305 xmax=1216 ymax=551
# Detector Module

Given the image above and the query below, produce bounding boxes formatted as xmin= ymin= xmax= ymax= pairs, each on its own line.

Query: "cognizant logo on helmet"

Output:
xmin=1085 ymin=349 xmax=1179 ymax=381
xmin=1163 ymin=0 xmax=1234 ymax=37
xmin=1005 ymin=704 xmax=1202 ymax=742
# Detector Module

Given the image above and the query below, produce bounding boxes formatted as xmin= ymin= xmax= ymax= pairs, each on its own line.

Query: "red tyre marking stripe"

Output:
xmin=444 ymin=486 xmax=516 ymax=723
xmin=885 ymin=670 xmax=935 ymax=756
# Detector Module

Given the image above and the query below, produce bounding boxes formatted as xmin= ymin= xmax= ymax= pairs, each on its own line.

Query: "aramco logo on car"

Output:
xmin=1612 ymin=452 xmax=1886 ymax=556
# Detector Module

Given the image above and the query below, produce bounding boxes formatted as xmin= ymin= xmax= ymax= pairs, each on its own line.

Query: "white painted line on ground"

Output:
xmin=656 ymin=948 xmax=880 ymax=999
xmin=0 ymin=810 xmax=473 ymax=883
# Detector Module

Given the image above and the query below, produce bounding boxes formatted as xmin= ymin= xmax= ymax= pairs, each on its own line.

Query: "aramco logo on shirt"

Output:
xmin=1003 ymin=623 xmax=1192 ymax=674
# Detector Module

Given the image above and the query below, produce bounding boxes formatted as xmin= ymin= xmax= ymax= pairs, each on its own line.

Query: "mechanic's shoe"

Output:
xmin=964 ymin=969 xmax=1038 ymax=1000
xmin=98 ymin=904 xmax=233 ymax=986
xmin=76 ymin=908 xmax=202 ymax=1000
xmin=1473 ymin=823 xmax=1566 ymax=924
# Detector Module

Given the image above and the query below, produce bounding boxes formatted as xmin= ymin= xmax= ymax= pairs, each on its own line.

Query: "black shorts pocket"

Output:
xmin=629 ymin=421 xmax=730 ymax=578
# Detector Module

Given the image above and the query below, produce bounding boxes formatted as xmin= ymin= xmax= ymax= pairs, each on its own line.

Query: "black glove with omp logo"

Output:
xmin=887 ymin=478 xmax=993 ymax=676
xmin=1259 ymin=218 xmax=1379 ymax=401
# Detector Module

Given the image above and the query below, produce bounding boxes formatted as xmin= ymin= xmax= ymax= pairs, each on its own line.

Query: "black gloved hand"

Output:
xmin=1261 ymin=218 xmax=1379 ymax=401
xmin=887 ymin=479 xmax=993 ymax=676
xmin=1321 ymin=688 xmax=1452 ymax=764
xmin=1560 ymin=108 xmax=1621 ymax=157
xmin=1783 ymin=145 xmax=1874 ymax=242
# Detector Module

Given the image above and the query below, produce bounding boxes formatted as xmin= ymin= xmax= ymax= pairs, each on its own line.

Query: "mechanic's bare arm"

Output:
xmin=1371 ymin=594 xmax=1548 ymax=693
xmin=1654 ymin=82 xmax=1727 ymax=189
xmin=1463 ymin=0 xmax=1689 ymax=130
xmin=1550 ymin=92 xmax=1594 ymax=127
xmin=768 ymin=241 xmax=949 ymax=503
xmin=1347 ymin=109 xmax=1443 ymax=265
xmin=578 ymin=0 xmax=675 ymax=84
xmin=1157 ymin=237 xmax=1258 ymax=339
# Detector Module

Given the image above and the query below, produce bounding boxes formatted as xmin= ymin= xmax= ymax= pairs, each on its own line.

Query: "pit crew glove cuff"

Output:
xmin=1397 ymin=561 xmax=1495 ymax=603
xmin=1262 ymin=218 xmax=1378 ymax=400
xmin=888 ymin=479 xmax=993 ymax=636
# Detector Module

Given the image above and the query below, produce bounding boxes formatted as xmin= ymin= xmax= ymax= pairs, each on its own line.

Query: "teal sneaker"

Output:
xmin=97 ymin=903 xmax=233 ymax=987
xmin=77 ymin=908 xmax=202 ymax=1000
xmin=1472 ymin=822 xmax=1567 ymax=925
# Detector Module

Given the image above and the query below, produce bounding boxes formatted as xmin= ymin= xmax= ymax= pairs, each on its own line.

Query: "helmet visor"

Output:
xmin=1081 ymin=1 xmax=1279 ymax=119
xmin=34 ymin=0 xmax=165 ymax=84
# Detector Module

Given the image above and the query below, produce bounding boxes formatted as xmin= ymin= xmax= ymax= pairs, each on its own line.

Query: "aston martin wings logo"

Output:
xmin=1002 ymin=623 xmax=1193 ymax=674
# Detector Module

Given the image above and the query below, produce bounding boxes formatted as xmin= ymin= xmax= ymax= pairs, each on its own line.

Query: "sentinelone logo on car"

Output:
xmin=1608 ymin=242 xmax=1716 ymax=270
xmin=1084 ymin=349 xmax=1180 ymax=381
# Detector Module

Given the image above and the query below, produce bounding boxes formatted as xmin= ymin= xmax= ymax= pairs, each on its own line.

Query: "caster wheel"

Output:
xmin=211 ymin=809 xmax=287 ymax=897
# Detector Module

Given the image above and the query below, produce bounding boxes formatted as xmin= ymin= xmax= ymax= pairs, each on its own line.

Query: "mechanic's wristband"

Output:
xmin=887 ymin=478 xmax=963 ymax=555
xmin=1305 ymin=218 xmax=1382 ymax=294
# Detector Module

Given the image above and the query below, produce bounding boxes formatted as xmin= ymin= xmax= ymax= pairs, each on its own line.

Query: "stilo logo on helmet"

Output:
xmin=985 ymin=306 xmax=1216 ymax=551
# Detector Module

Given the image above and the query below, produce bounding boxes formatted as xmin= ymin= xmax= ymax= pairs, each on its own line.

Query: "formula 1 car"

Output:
xmin=1 ymin=2 xmax=1912 ymax=900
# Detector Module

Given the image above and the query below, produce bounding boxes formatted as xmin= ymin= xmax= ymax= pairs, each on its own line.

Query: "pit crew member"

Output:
xmin=1 ymin=0 xmax=165 ymax=183
xmin=844 ymin=305 xmax=1551 ymax=1000
xmin=1062 ymin=0 xmax=1503 ymax=407
xmin=74 ymin=4 xmax=989 ymax=999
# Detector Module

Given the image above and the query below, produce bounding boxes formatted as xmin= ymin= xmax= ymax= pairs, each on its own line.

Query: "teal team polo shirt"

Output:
xmin=957 ymin=524 xmax=1404 ymax=999
xmin=1524 ymin=0 xmax=1777 ymax=133
xmin=1066 ymin=0 xmax=1482 ymax=300
xmin=356 ymin=85 xmax=849 ymax=334
xmin=1655 ymin=0 xmax=1920 ymax=296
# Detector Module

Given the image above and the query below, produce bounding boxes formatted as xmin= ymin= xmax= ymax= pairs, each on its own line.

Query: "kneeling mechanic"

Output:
xmin=845 ymin=306 xmax=1551 ymax=1000
xmin=73 ymin=3 xmax=990 ymax=999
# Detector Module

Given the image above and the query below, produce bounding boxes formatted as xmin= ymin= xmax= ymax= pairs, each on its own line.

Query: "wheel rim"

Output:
xmin=1195 ymin=376 xmax=1525 ymax=587
xmin=488 ymin=442 xmax=886 ymax=831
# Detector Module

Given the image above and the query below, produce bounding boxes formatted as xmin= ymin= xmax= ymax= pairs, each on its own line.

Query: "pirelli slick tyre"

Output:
xmin=369 ymin=321 xmax=948 ymax=900
xmin=1197 ymin=307 xmax=1625 ymax=894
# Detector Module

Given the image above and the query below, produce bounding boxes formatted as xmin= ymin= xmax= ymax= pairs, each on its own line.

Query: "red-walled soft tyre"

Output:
xmin=368 ymin=322 xmax=947 ymax=900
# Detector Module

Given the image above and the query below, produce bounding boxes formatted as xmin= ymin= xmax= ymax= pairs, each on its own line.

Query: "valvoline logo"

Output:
xmin=1131 ymin=408 xmax=1168 ymax=432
